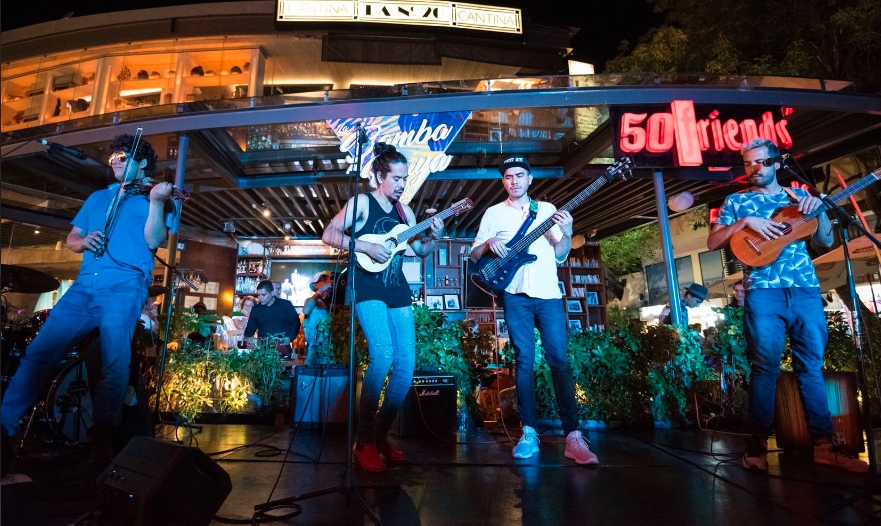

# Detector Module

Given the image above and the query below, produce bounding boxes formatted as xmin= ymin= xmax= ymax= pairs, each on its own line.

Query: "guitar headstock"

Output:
xmin=605 ymin=157 xmax=633 ymax=181
xmin=451 ymin=198 xmax=474 ymax=216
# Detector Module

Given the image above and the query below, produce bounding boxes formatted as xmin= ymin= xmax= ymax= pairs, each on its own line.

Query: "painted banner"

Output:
xmin=327 ymin=111 xmax=471 ymax=204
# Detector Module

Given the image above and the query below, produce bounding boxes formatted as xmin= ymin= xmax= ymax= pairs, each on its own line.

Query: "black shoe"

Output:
xmin=87 ymin=423 xmax=116 ymax=470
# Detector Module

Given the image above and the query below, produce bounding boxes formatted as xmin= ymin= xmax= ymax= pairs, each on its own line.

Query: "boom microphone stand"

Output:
xmin=254 ymin=123 xmax=395 ymax=525
xmin=777 ymin=161 xmax=881 ymax=517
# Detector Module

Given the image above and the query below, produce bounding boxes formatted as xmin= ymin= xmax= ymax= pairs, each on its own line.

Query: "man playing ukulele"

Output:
xmin=707 ymin=137 xmax=866 ymax=473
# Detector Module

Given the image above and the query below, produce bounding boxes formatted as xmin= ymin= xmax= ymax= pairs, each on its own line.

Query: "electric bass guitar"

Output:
xmin=730 ymin=167 xmax=881 ymax=267
xmin=355 ymin=198 xmax=473 ymax=273
xmin=473 ymin=158 xmax=632 ymax=292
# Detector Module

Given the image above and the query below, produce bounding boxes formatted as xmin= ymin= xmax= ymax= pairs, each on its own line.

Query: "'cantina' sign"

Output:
xmin=327 ymin=112 xmax=471 ymax=205
xmin=611 ymin=101 xmax=793 ymax=169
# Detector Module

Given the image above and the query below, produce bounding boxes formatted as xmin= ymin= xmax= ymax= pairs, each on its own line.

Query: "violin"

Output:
xmin=127 ymin=180 xmax=190 ymax=201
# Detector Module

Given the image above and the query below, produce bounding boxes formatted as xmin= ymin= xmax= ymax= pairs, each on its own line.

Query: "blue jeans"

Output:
xmin=744 ymin=287 xmax=833 ymax=440
xmin=504 ymin=292 xmax=579 ymax=434
xmin=354 ymin=301 xmax=416 ymax=445
xmin=1 ymin=277 xmax=147 ymax=435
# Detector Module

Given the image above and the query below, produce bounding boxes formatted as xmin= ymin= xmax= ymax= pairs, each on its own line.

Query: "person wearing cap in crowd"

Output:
xmin=303 ymin=271 xmax=333 ymax=365
xmin=471 ymin=154 xmax=598 ymax=466
xmin=658 ymin=283 xmax=708 ymax=326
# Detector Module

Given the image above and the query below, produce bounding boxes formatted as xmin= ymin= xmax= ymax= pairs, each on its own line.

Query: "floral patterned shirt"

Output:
xmin=714 ymin=187 xmax=819 ymax=289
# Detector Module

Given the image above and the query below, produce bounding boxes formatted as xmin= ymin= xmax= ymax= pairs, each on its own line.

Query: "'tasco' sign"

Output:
xmin=611 ymin=100 xmax=793 ymax=169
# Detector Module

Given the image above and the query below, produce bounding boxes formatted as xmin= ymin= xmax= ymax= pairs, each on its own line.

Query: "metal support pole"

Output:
xmin=161 ymin=134 xmax=189 ymax=308
xmin=653 ymin=170 xmax=680 ymax=324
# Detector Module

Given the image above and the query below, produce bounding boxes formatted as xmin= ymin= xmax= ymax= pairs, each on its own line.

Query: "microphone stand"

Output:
xmin=151 ymin=255 xmax=199 ymax=434
xmin=779 ymin=162 xmax=881 ymax=517
xmin=253 ymin=123 xmax=394 ymax=525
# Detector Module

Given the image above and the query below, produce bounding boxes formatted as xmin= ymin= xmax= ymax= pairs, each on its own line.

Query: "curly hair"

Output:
xmin=108 ymin=134 xmax=158 ymax=178
xmin=369 ymin=142 xmax=407 ymax=188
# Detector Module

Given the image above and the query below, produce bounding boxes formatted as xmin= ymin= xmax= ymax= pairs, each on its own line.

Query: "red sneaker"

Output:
xmin=353 ymin=444 xmax=386 ymax=472
xmin=376 ymin=438 xmax=407 ymax=463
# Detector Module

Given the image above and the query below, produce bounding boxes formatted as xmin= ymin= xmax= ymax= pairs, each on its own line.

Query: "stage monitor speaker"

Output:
xmin=97 ymin=436 xmax=231 ymax=526
xmin=290 ymin=364 xmax=349 ymax=429
xmin=393 ymin=372 xmax=457 ymax=437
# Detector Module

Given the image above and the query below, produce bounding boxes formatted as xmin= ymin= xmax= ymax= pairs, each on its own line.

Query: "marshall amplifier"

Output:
xmin=289 ymin=364 xmax=349 ymax=429
xmin=393 ymin=372 xmax=457 ymax=437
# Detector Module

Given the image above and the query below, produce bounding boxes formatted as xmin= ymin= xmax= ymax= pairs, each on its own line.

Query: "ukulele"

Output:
xmin=730 ymin=167 xmax=881 ymax=267
xmin=355 ymin=198 xmax=473 ymax=273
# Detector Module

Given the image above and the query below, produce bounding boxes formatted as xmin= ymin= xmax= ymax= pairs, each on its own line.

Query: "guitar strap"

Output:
xmin=512 ymin=198 xmax=540 ymax=239
xmin=395 ymin=201 xmax=408 ymax=224
xmin=782 ymin=187 xmax=801 ymax=204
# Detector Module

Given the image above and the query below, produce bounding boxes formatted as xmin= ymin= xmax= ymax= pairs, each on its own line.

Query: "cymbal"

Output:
xmin=148 ymin=285 xmax=169 ymax=297
xmin=0 ymin=265 xmax=60 ymax=294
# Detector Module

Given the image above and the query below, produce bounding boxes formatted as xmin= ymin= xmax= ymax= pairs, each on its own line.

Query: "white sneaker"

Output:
xmin=565 ymin=430 xmax=598 ymax=464
xmin=512 ymin=426 xmax=540 ymax=459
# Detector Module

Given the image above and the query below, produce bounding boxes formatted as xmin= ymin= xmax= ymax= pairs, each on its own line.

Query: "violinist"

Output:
xmin=1 ymin=134 xmax=175 ymax=469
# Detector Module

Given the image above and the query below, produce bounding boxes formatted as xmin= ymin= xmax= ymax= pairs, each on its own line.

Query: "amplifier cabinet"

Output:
xmin=393 ymin=373 xmax=457 ymax=437
xmin=289 ymin=364 xmax=349 ymax=429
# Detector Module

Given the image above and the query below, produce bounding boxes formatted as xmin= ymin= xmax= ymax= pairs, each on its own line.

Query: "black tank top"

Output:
xmin=352 ymin=193 xmax=412 ymax=308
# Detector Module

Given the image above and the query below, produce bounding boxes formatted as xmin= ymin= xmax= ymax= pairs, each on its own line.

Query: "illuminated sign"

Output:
xmin=327 ymin=111 xmax=471 ymax=204
xmin=277 ymin=0 xmax=522 ymax=33
xmin=611 ymin=101 xmax=793 ymax=168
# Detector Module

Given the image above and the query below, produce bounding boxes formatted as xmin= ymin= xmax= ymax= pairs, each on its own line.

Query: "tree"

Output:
xmin=607 ymin=0 xmax=881 ymax=86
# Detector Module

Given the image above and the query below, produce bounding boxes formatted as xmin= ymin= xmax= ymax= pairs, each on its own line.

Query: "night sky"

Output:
xmin=0 ymin=0 xmax=661 ymax=69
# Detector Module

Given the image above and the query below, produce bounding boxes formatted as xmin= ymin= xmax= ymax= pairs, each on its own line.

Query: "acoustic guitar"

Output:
xmin=730 ymin=167 xmax=881 ymax=267
xmin=473 ymin=158 xmax=632 ymax=292
xmin=355 ymin=198 xmax=473 ymax=273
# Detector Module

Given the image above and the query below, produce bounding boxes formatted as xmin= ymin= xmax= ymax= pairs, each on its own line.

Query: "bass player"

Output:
xmin=470 ymin=155 xmax=598 ymax=465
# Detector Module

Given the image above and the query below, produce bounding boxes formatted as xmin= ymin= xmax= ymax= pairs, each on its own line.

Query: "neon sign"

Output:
xmin=327 ymin=111 xmax=471 ymax=204
xmin=612 ymin=101 xmax=793 ymax=168
xmin=277 ymin=1 xmax=522 ymax=34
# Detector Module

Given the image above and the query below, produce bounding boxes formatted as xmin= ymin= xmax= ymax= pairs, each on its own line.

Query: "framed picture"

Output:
xmin=566 ymin=299 xmax=583 ymax=313
xmin=437 ymin=247 xmax=448 ymax=266
xmin=568 ymin=319 xmax=583 ymax=332
xmin=496 ymin=318 xmax=508 ymax=337
xmin=444 ymin=294 xmax=460 ymax=310
xmin=558 ymin=281 xmax=566 ymax=296
xmin=426 ymin=295 xmax=444 ymax=310
xmin=586 ymin=291 xmax=599 ymax=305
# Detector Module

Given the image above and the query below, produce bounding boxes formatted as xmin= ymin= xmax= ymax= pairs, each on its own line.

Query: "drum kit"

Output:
xmin=1 ymin=264 xmax=91 ymax=444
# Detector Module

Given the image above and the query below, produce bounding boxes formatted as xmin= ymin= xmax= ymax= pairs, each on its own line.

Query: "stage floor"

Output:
xmin=2 ymin=421 xmax=879 ymax=525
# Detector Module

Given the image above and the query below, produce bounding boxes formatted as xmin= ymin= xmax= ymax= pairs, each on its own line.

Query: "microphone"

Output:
xmin=39 ymin=139 xmax=87 ymax=160
xmin=762 ymin=153 xmax=790 ymax=167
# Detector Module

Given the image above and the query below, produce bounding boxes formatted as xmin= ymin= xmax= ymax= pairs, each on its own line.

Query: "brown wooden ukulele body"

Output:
xmin=729 ymin=206 xmax=818 ymax=267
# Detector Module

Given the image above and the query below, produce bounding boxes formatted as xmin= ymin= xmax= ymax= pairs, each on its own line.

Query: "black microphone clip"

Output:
xmin=355 ymin=124 xmax=369 ymax=145
xmin=39 ymin=139 xmax=87 ymax=160
xmin=762 ymin=153 xmax=790 ymax=167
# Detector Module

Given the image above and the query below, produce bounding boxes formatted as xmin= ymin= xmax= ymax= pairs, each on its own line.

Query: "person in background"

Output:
xmin=707 ymin=136 xmax=866 ymax=473
xmin=658 ymin=283 xmax=707 ymax=325
xmin=303 ymin=271 xmax=333 ymax=365
xmin=232 ymin=295 xmax=256 ymax=331
xmin=321 ymin=142 xmax=443 ymax=472
xmin=244 ymin=280 xmax=300 ymax=355
xmin=731 ymin=280 xmax=746 ymax=307
xmin=271 ymin=280 xmax=282 ymax=298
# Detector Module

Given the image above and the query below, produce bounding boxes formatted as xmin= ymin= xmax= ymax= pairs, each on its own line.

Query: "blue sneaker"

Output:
xmin=513 ymin=426 xmax=540 ymax=459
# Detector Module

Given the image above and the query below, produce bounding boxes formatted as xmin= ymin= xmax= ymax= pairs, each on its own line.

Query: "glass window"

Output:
xmin=645 ymin=256 xmax=694 ymax=305
xmin=699 ymin=250 xmax=724 ymax=287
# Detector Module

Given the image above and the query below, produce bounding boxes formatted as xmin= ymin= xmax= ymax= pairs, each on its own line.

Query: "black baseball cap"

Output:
xmin=498 ymin=156 xmax=531 ymax=175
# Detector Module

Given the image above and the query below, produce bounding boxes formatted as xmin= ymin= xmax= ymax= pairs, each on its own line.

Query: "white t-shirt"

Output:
xmin=472 ymin=199 xmax=566 ymax=300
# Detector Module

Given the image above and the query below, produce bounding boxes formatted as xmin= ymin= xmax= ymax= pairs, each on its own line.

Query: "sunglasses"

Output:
xmin=108 ymin=152 xmax=129 ymax=165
